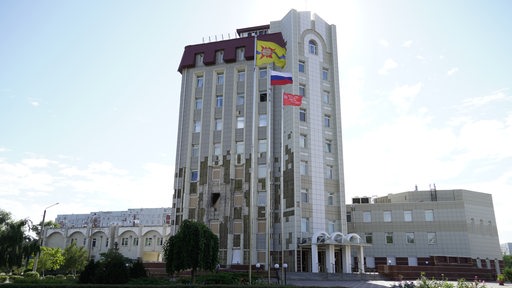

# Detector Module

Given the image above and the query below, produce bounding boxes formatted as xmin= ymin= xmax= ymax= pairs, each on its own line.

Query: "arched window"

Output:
xmin=308 ymin=40 xmax=318 ymax=55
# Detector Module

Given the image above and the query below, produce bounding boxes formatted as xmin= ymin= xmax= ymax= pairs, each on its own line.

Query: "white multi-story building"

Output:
xmin=46 ymin=208 xmax=173 ymax=262
xmin=347 ymin=189 xmax=502 ymax=275
xmin=172 ymin=9 xmax=356 ymax=273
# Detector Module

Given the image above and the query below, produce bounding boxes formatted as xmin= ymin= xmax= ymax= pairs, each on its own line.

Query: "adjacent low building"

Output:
xmin=45 ymin=208 xmax=173 ymax=262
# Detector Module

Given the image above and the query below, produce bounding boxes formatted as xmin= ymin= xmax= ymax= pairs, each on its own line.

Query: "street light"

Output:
xmin=274 ymin=263 xmax=280 ymax=284
xmin=283 ymin=263 xmax=288 ymax=285
xmin=33 ymin=202 xmax=59 ymax=272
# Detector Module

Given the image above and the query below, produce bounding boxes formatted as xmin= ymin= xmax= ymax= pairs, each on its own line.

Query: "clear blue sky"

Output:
xmin=1 ymin=0 xmax=511 ymax=242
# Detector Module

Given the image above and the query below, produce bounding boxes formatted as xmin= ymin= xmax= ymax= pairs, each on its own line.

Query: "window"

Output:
xmin=322 ymin=91 xmax=330 ymax=104
xmin=237 ymin=48 xmax=245 ymax=60
xmin=238 ymin=70 xmax=245 ymax=82
xmin=258 ymin=165 xmax=266 ymax=178
xmin=324 ymin=115 xmax=331 ymax=128
xmin=216 ymin=95 xmax=223 ymax=107
xmin=363 ymin=211 xmax=371 ymax=222
xmin=121 ymin=237 xmax=129 ymax=246
xmin=404 ymin=210 xmax=412 ymax=222
xmin=259 ymin=68 xmax=267 ymax=78
xmin=195 ymin=98 xmax=203 ymax=109
xmin=237 ymin=117 xmax=244 ymax=128
xmin=383 ymin=211 xmax=392 ymax=222
xmin=299 ymin=109 xmax=306 ymax=122
xmin=196 ymin=76 xmax=203 ymax=88
xmin=258 ymin=139 xmax=267 ymax=153
xmin=328 ymin=221 xmax=335 ymax=234
xmin=259 ymin=114 xmax=267 ymax=127
xmin=191 ymin=170 xmax=199 ymax=182
xmin=192 ymin=144 xmax=199 ymax=157
xmin=214 ymin=143 xmax=221 ymax=156
xmin=427 ymin=232 xmax=437 ymax=244
xmin=259 ymin=92 xmax=267 ymax=102
xmin=406 ymin=232 xmax=415 ymax=244
xmin=326 ymin=165 xmax=334 ymax=179
xmin=258 ymin=191 xmax=266 ymax=206
xmin=301 ymin=218 xmax=309 ymax=232
xmin=365 ymin=233 xmax=373 ymax=244
xmin=157 ymin=238 xmax=163 ymax=246
xmin=299 ymin=85 xmax=306 ymax=97
xmin=299 ymin=134 xmax=307 ymax=148
xmin=217 ymin=51 xmax=224 ymax=63
xmin=133 ymin=237 xmax=139 ymax=246
xmin=425 ymin=209 xmax=434 ymax=222
xmin=385 ymin=232 xmax=393 ymax=244
xmin=217 ymin=73 xmax=224 ymax=85
xmin=299 ymin=61 xmax=305 ymax=73
xmin=92 ymin=238 xmax=97 ymax=248
xmin=300 ymin=161 xmax=308 ymax=175
xmin=237 ymin=94 xmax=245 ymax=105
xmin=327 ymin=192 xmax=334 ymax=205
xmin=145 ymin=237 xmax=152 ymax=246
xmin=236 ymin=141 xmax=244 ymax=154
xmin=194 ymin=120 xmax=201 ymax=132
xmin=301 ymin=189 xmax=308 ymax=203
xmin=215 ymin=119 xmax=222 ymax=131
xmin=309 ymin=40 xmax=318 ymax=55
xmin=325 ymin=140 xmax=332 ymax=153
xmin=322 ymin=68 xmax=328 ymax=80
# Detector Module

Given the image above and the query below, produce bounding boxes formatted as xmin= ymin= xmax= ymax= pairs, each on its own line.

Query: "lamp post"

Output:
xmin=274 ymin=263 xmax=280 ymax=284
xmin=283 ymin=263 xmax=288 ymax=285
xmin=33 ymin=202 xmax=59 ymax=272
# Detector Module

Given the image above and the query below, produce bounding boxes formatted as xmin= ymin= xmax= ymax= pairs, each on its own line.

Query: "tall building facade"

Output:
xmin=173 ymin=10 xmax=352 ymax=273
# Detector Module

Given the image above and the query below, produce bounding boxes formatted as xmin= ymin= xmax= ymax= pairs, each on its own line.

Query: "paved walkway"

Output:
xmin=285 ymin=279 xmax=507 ymax=288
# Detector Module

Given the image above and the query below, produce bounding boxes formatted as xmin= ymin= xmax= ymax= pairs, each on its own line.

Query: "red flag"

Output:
xmin=283 ymin=92 xmax=303 ymax=106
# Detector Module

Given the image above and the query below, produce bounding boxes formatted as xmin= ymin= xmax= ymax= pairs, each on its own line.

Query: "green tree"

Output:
xmin=0 ymin=210 xmax=35 ymax=272
xmin=62 ymin=242 xmax=88 ymax=276
xmin=504 ymin=255 xmax=512 ymax=269
xmin=95 ymin=249 xmax=129 ymax=284
xmin=163 ymin=219 xmax=219 ymax=283
xmin=38 ymin=246 xmax=64 ymax=276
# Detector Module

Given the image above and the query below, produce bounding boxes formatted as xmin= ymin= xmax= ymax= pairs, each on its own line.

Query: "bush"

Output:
xmin=23 ymin=271 xmax=39 ymax=279
xmin=196 ymin=272 xmax=242 ymax=285
xmin=0 ymin=275 xmax=8 ymax=283
xmin=55 ymin=274 xmax=66 ymax=279
xmin=129 ymin=259 xmax=148 ymax=278
xmin=79 ymin=260 xmax=97 ymax=283
xmin=504 ymin=267 xmax=512 ymax=282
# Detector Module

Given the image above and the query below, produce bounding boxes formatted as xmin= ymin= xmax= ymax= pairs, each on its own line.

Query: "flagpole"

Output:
xmin=280 ymin=89 xmax=285 ymax=279
xmin=266 ymin=66 xmax=272 ymax=284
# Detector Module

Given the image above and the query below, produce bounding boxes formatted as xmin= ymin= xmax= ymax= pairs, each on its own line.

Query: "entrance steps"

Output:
xmin=286 ymin=272 xmax=386 ymax=282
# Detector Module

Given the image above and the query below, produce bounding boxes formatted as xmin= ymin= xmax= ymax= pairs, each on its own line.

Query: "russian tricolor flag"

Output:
xmin=270 ymin=71 xmax=293 ymax=86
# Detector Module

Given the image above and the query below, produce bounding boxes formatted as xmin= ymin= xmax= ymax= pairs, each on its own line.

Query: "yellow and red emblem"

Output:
xmin=256 ymin=40 xmax=286 ymax=68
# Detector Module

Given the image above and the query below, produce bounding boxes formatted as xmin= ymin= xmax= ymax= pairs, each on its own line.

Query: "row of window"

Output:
xmin=300 ymin=134 xmax=333 ymax=152
xmin=355 ymin=209 xmax=435 ymax=223
xmin=71 ymin=236 xmax=164 ymax=248
xmin=364 ymin=232 xmax=437 ymax=245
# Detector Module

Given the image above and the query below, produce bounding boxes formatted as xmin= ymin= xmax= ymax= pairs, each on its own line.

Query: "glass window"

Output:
xmin=427 ymin=232 xmax=437 ymax=244
xmin=145 ymin=237 xmax=152 ymax=246
xmin=260 ymin=92 xmax=267 ymax=102
xmin=425 ymin=210 xmax=434 ymax=221
xmin=385 ymin=232 xmax=393 ymax=244
xmin=259 ymin=114 xmax=267 ymax=127
xmin=299 ymin=85 xmax=306 ymax=97
xmin=237 ymin=94 xmax=245 ymax=105
xmin=258 ymin=192 xmax=266 ymax=206
xmin=299 ymin=61 xmax=305 ymax=73
xmin=194 ymin=121 xmax=201 ymax=133
xmin=383 ymin=211 xmax=392 ymax=222
xmin=258 ymin=139 xmax=267 ymax=153
xmin=328 ymin=221 xmax=335 ymax=234
xmin=301 ymin=218 xmax=309 ymax=232
xmin=121 ymin=237 xmax=129 ymax=246
xmin=406 ymin=232 xmax=415 ymax=244
xmin=309 ymin=40 xmax=318 ymax=55
xmin=92 ymin=238 xmax=96 ymax=247
xmin=300 ymin=161 xmax=308 ymax=175
xmin=363 ymin=211 xmax=371 ymax=222
xmin=217 ymin=73 xmax=224 ymax=85
xmin=191 ymin=144 xmax=199 ymax=157
xmin=195 ymin=98 xmax=203 ymax=109
xmin=299 ymin=134 xmax=307 ymax=148
xmin=191 ymin=170 xmax=199 ymax=182
xmin=216 ymin=95 xmax=223 ymax=107
xmin=214 ymin=143 xmax=221 ymax=156
xmin=215 ymin=119 xmax=222 ymax=131
xmin=322 ymin=91 xmax=330 ymax=104
xmin=327 ymin=192 xmax=334 ymax=205
xmin=236 ymin=141 xmax=244 ymax=154
xmin=301 ymin=189 xmax=308 ymax=203
xmin=237 ymin=48 xmax=245 ymax=61
xmin=258 ymin=164 xmax=266 ymax=178
xmin=322 ymin=68 xmax=328 ymax=80
xmin=404 ymin=210 xmax=412 ymax=222
xmin=237 ymin=117 xmax=244 ymax=129
xmin=238 ymin=70 xmax=245 ymax=82
xmin=259 ymin=68 xmax=267 ymax=78
xmin=326 ymin=165 xmax=334 ymax=179
xmin=196 ymin=76 xmax=203 ymax=88
xmin=299 ymin=109 xmax=306 ymax=122
xmin=133 ymin=237 xmax=139 ymax=246
xmin=325 ymin=140 xmax=332 ymax=153
xmin=365 ymin=233 xmax=373 ymax=244
xmin=324 ymin=115 xmax=331 ymax=128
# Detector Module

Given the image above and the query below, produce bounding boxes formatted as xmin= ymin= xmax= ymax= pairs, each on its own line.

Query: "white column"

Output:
xmin=326 ymin=245 xmax=335 ymax=273
xmin=359 ymin=246 xmax=365 ymax=273
xmin=343 ymin=245 xmax=352 ymax=273
xmin=312 ymin=244 xmax=319 ymax=273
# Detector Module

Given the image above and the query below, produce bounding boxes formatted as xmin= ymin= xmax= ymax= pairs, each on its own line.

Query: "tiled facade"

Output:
xmin=173 ymin=9 xmax=348 ymax=272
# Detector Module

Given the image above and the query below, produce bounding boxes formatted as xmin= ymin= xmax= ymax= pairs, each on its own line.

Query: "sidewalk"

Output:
xmin=286 ymin=279 xmax=508 ymax=288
